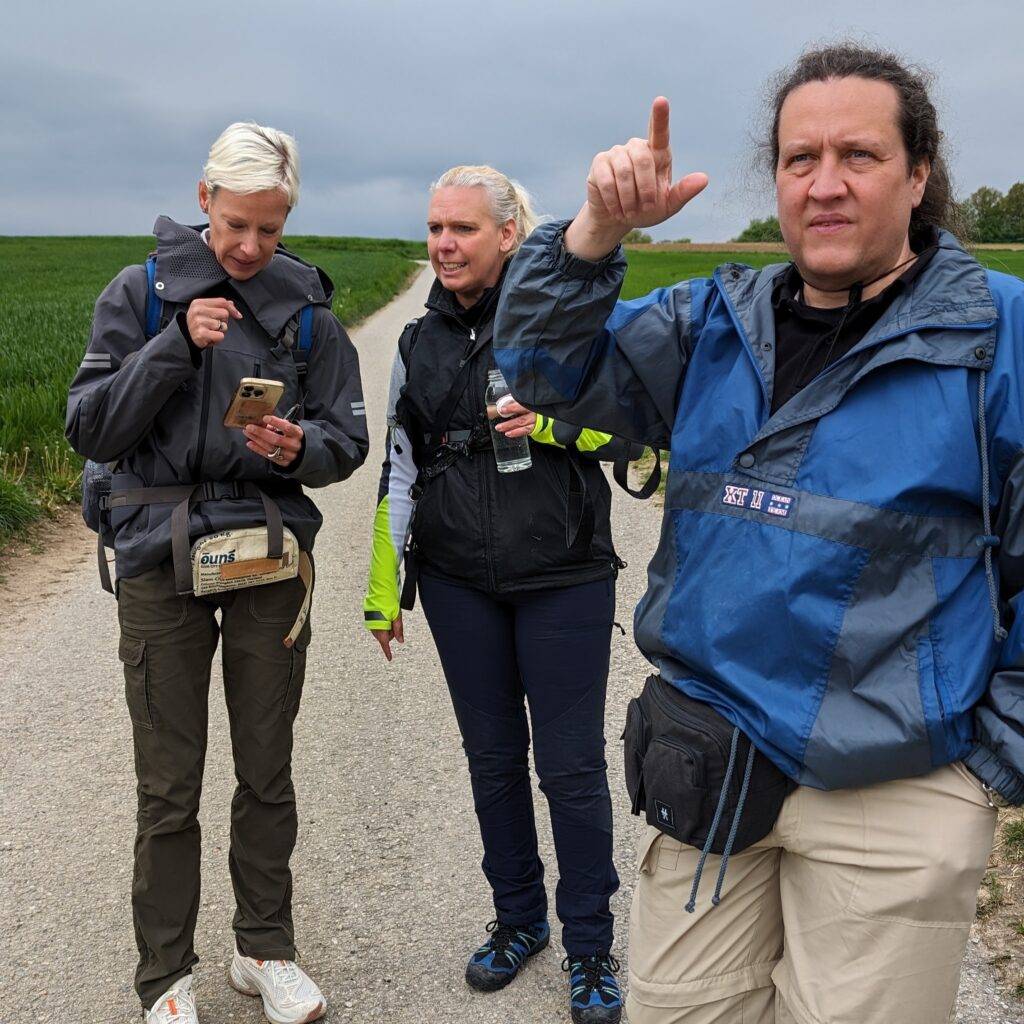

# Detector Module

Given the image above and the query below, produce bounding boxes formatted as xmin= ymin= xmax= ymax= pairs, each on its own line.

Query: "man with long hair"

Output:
xmin=496 ymin=44 xmax=1023 ymax=1023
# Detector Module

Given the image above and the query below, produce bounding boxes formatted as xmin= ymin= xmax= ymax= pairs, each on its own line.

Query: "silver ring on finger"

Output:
xmin=269 ymin=445 xmax=283 ymax=459
xmin=218 ymin=320 xmax=227 ymax=332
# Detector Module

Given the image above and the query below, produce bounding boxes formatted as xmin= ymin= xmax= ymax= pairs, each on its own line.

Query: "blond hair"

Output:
xmin=431 ymin=165 xmax=541 ymax=252
xmin=202 ymin=121 xmax=300 ymax=209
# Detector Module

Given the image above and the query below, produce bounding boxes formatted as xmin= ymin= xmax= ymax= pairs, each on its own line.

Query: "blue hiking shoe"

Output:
xmin=464 ymin=918 xmax=550 ymax=992
xmin=564 ymin=953 xmax=622 ymax=1024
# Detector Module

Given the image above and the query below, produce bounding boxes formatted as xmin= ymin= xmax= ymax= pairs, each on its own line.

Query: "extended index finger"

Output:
xmin=647 ymin=96 xmax=671 ymax=152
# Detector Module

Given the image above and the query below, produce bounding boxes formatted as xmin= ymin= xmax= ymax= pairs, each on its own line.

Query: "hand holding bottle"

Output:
xmin=493 ymin=397 xmax=536 ymax=439
xmin=486 ymin=369 xmax=532 ymax=473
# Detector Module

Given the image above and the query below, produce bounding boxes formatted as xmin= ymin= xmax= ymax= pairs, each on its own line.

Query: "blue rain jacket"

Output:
xmin=494 ymin=221 xmax=1024 ymax=803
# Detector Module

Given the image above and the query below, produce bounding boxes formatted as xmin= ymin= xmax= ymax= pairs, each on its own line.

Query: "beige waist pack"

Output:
xmin=190 ymin=527 xmax=312 ymax=647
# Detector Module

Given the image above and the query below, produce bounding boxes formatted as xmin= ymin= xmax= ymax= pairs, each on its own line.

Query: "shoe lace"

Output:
xmin=269 ymin=959 xmax=302 ymax=991
xmin=562 ymin=953 xmax=621 ymax=1000
xmin=484 ymin=918 xmax=522 ymax=954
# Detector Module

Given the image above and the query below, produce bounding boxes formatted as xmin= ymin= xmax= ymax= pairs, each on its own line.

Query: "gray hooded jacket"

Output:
xmin=66 ymin=217 xmax=369 ymax=580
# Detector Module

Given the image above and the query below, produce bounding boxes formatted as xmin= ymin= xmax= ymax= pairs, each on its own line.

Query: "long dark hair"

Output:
xmin=764 ymin=43 xmax=964 ymax=246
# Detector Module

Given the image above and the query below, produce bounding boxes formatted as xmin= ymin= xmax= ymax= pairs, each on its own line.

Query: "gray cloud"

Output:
xmin=2 ymin=0 xmax=1021 ymax=240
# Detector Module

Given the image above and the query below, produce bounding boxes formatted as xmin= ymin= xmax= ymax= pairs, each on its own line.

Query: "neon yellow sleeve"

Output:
xmin=364 ymin=495 xmax=401 ymax=631
xmin=530 ymin=414 xmax=629 ymax=456
xmin=530 ymin=413 xmax=564 ymax=447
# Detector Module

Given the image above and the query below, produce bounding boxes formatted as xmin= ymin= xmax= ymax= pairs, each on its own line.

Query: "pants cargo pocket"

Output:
xmin=281 ymin=626 xmax=310 ymax=718
xmin=119 ymin=635 xmax=152 ymax=730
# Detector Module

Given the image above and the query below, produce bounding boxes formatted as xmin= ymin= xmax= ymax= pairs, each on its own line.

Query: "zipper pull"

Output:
xmin=458 ymin=327 xmax=477 ymax=368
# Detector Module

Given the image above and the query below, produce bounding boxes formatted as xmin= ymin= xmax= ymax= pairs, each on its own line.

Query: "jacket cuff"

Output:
xmin=134 ymin=314 xmax=201 ymax=380
xmin=963 ymin=743 xmax=1024 ymax=805
xmin=174 ymin=311 xmax=205 ymax=369
xmin=363 ymin=609 xmax=392 ymax=632
xmin=548 ymin=219 xmax=624 ymax=281
xmin=270 ymin=432 xmax=307 ymax=476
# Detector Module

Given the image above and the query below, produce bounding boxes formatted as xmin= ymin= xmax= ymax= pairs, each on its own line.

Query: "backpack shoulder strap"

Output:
xmin=144 ymin=253 xmax=163 ymax=340
xmin=398 ymin=317 xmax=422 ymax=368
xmin=282 ymin=303 xmax=316 ymax=380
xmin=424 ymin=320 xmax=493 ymax=450
xmin=298 ymin=304 xmax=314 ymax=351
xmin=399 ymin=318 xmax=492 ymax=615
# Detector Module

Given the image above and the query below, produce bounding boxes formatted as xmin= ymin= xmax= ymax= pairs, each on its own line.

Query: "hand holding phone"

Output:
xmin=245 ymin=411 xmax=305 ymax=468
xmin=224 ymin=378 xmax=285 ymax=428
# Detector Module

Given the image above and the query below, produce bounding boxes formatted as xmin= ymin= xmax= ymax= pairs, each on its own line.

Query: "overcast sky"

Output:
xmin=2 ymin=0 xmax=1021 ymax=241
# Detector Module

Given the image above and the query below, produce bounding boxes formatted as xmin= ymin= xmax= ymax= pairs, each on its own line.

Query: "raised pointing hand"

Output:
xmin=568 ymin=97 xmax=708 ymax=259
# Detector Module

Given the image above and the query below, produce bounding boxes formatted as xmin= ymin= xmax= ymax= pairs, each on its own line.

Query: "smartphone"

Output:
xmin=224 ymin=378 xmax=285 ymax=428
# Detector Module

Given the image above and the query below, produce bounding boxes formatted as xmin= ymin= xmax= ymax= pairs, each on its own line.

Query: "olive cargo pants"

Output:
xmin=117 ymin=559 xmax=312 ymax=1009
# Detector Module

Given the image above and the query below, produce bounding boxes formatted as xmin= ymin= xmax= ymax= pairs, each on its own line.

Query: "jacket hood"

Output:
xmin=151 ymin=216 xmax=333 ymax=337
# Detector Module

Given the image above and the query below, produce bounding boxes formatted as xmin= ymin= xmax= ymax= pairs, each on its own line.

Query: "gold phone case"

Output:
xmin=224 ymin=377 xmax=285 ymax=428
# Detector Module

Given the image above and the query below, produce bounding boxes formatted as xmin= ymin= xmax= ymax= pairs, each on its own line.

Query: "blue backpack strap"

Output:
xmin=144 ymin=254 xmax=162 ymax=339
xmin=289 ymin=304 xmax=315 ymax=380
xmin=298 ymin=304 xmax=314 ymax=353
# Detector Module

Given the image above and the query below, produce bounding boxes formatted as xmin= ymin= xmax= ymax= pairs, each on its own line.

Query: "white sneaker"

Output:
xmin=145 ymin=975 xmax=198 ymax=1023
xmin=228 ymin=950 xmax=327 ymax=1024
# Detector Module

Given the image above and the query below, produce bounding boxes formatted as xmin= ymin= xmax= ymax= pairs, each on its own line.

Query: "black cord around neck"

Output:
xmin=789 ymin=251 xmax=919 ymax=395
xmin=804 ymin=251 xmax=920 ymax=297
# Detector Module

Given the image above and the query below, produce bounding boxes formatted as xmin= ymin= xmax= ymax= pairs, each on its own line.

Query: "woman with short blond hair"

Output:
xmin=68 ymin=121 xmax=368 ymax=1024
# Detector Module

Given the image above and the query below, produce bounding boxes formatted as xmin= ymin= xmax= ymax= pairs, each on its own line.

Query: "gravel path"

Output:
xmin=0 ymin=265 xmax=1016 ymax=1023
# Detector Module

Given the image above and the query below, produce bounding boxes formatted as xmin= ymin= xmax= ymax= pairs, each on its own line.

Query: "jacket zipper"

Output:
xmin=468 ymin=327 xmax=498 ymax=592
xmin=920 ymin=631 xmax=948 ymax=728
xmin=192 ymin=346 xmax=214 ymax=478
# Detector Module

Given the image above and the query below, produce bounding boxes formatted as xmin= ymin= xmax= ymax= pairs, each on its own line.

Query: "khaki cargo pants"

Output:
xmin=626 ymin=763 xmax=997 ymax=1024
xmin=117 ymin=558 xmax=312 ymax=1009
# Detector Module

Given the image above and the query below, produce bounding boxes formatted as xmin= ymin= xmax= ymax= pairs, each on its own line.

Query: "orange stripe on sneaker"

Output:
xmin=168 ymin=999 xmax=178 ymax=1015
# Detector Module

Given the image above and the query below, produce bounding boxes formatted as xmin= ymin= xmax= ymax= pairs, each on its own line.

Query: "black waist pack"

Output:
xmin=623 ymin=675 xmax=794 ymax=906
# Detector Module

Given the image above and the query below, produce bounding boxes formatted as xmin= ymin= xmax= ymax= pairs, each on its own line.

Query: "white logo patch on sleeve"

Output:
xmin=721 ymin=484 xmax=796 ymax=519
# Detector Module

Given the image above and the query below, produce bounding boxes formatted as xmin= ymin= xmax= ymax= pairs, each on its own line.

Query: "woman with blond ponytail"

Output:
xmin=364 ymin=166 xmax=645 ymax=1023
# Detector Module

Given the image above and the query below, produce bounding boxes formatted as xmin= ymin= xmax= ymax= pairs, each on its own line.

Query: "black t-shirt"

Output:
xmin=770 ymin=236 xmax=938 ymax=415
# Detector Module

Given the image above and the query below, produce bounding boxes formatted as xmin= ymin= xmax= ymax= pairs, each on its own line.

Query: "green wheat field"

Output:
xmin=0 ymin=236 xmax=1021 ymax=544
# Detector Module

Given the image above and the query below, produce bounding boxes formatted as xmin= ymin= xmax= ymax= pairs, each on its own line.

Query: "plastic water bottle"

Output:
xmin=485 ymin=368 xmax=532 ymax=473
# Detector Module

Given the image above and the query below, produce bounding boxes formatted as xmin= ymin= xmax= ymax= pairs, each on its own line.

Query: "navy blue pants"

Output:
xmin=419 ymin=574 xmax=620 ymax=955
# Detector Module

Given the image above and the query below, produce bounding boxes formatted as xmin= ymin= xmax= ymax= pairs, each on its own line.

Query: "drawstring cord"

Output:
xmin=684 ymin=728 xmax=758 ymax=913
xmin=685 ymin=728 xmax=739 ymax=913
xmin=711 ymin=743 xmax=756 ymax=907
xmin=977 ymin=369 xmax=1007 ymax=642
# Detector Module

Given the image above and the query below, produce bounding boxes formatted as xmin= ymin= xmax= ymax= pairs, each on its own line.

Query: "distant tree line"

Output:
xmin=733 ymin=217 xmax=783 ymax=242
xmin=733 ymin=182 xmax=1024 ymax=245
xmin=961 ymin=184 xmax=1024 ymax=243
xmin=622 ymin=230 xmax=692 ymax=244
